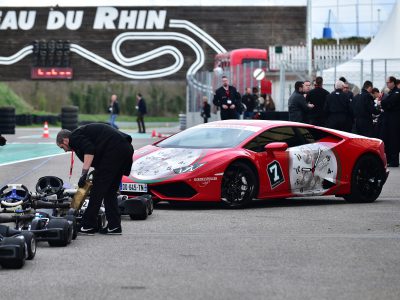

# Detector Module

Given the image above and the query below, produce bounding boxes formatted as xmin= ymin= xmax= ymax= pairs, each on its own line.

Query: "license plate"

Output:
xmin=120 ymin=182 xmax=148 ymax=193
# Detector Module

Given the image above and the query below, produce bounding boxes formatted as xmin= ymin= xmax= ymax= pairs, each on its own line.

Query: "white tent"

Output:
xmin=321 ymin=2 xmax=400 ymax=90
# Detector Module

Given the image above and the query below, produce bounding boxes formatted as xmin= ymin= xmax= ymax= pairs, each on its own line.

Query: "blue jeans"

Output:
xmin=109 ymin=114 xmax=118 ymax=129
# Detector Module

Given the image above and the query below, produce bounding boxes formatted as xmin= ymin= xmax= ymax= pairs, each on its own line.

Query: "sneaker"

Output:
xmin=99 ymin=226 xmax=122 ymax=235
xmin=78 ymin=227 xmax=96 ymax=235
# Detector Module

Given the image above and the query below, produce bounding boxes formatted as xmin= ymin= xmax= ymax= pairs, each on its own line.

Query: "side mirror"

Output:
xmin=264 ymin=142 xmax=288 ymax=152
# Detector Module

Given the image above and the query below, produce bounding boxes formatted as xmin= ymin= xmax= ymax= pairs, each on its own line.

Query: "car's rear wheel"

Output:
xmin=344 ymin=154 xmax=386 ymax=203
xmin=221 ymin=161 xmax=257 ymax=208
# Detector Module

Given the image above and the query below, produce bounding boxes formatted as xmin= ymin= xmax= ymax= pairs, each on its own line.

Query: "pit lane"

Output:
xmin=1 ymin=127 xmax=400 ymax=300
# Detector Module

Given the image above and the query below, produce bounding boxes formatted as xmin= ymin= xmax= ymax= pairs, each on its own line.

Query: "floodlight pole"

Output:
xmin=307 ymin=0 xmax=312 ymax=77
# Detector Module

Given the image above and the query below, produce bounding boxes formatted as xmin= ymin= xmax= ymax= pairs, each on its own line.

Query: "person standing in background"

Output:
xmin=288 ymin=81 xmax=314 ymax=123
xmin=200 ymin=96 xmax=211 ymax=123
xmin=324 ymin=80 xmax=353 ymax=132
xmin=264 ymin=94 xmax=276 ymax=112
xmin=109 ymin=94 xmax=120 ymax=129
xmin=136 ymin=93 xmax=147 ymax=134
xmin=306 ymin=76 xmax=329 ymax=126
xmin=380 ymin=76 xmax=400 ymax=167
xmin=213 ymin=76 xmax=240 ymax=120
xmin=241 ymin=87 xmax=256 ymax=119
xmin=352 ymin=80 xmax=379 ymax=137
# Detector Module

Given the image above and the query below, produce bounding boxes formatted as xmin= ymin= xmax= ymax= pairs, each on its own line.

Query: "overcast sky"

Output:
xmin=0 ymin=0 xmax=396 ymax=38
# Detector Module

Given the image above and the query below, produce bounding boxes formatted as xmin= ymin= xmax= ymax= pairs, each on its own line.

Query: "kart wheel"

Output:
xmin=47 ymin=219 xmax=72 ymax=247
xmin=0 ymin=238 xmax=25 ymax=269
xmin=221 ymin=161 xmax=257 ymax=208
xmin=66 ymin=215 xmax=78 ymax=240
xmin=129 ymin=209 xmax=148 ymax=221
xmin=344 ymin=154 xmax=386 ymax=203
xmin=21 ymin=231 xmax=36 ymax=260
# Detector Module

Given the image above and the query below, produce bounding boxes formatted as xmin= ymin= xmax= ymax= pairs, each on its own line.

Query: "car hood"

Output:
xmin=129 ymin=147 xmax=227 ymax=182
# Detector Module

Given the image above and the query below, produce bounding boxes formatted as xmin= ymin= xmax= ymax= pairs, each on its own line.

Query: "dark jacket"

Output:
xmin=241 ymin=93 xmax=256 ymax=112
xmin=380 ymin=87 xmax=400 ymax=160
xmin=110 ymin=101 xmax=120 ymax=115
xmin=288 ymin=90 xmax=309 ymax=122
xmin=201 ymin=103 xmax=211 ymax=118
xmin=306 ymin=86 xmax=329 ymax=125
xmin=213 ymin=85 xmax=240 ymax=120
xmin=69 ymin=123 xmax=133 ymax=175
xmin=352 ymin=89 xmax=379 ymax=137
xmin=324 ymin=89 xmax=353 ymax=131
xmin=137 ymin=98 xmax=147 ymax=115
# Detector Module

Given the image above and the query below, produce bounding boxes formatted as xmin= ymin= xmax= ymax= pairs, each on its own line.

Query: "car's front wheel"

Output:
xmin=221 ymin=161 xmax=257 ymax=208
xmin=344 ymin=154 xmax=386 ymax=203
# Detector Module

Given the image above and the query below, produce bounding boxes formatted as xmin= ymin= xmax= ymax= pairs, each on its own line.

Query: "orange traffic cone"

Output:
xmin=151 ymin=130 xmax=157 ymax=138
xmin=42 ymin=121 xmax=50 ymax=138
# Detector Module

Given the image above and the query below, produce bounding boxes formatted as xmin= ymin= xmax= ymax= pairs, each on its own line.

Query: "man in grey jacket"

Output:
xmin=288 ymin=81 xmax=314 ymax=122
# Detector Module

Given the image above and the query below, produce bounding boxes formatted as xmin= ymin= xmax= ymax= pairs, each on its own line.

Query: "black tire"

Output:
xmin=344 ymin=154 xmax=386 ymax=203
xmin=0 ymin=238 xmax=25 ymax=269
xmin=129 ymin=209 xmax=148 ymax=220
xmin=20 ymin=231 xmax=36 ymax=260
xmin=47 ymin=219 xmax=72 ymax=247
xmin=66 ymin=215 xmax=78 ymax=240
xmin=221 ymin=161 xmax=257 ymax=208
xmin=61 ymin=112 xmax=78 ymax=119
xmin=61 ymin=106 xmax=78 ymax=113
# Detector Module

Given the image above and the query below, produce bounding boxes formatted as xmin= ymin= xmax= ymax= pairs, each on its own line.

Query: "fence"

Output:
xmin=268 ymin=45 xmax=364 ymax=72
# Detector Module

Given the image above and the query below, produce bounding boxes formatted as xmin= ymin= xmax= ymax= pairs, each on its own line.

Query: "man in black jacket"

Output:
xmin=241 ymin=87 xmax=256 ymax=119
xmin=352 ymin=80 xmax=379 ymax=137
xmin=381 ymin=76 xmax=400 ymax=167
xmin=288 ymin=81 xmax=314 ymax=123
xmin=56 ymin=123 xmax=134 ymax=234
xmin=213 ymin=76 xmax=240 ymax=120
xmin=306 ymin=76 xmax=329 ymax=126
xmin=324 ymin=80 xmax=353 ymax=132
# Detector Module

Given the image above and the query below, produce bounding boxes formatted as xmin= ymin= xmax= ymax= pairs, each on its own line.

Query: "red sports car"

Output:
xmin=120 ymin=120 xmax=389 ymax=207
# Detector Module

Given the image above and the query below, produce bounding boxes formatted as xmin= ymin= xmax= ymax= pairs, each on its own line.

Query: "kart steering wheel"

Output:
xmin=0 ymin=184 xmax=30 ymax=208
xmin=35 ymin=176 xmax=64 ymax=195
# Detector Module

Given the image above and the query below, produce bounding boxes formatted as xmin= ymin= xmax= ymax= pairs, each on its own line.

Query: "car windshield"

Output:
xmin=157 ymin=125 xmax=260 ymax=149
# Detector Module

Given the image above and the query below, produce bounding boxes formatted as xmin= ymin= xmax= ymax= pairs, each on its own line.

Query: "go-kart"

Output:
xmin=0 ymin=224 xmax=36 ymax=269
xmin=0 ymin=184 xmax=74 ymax=247
xmin=33 ymin=176 xmax=106 ymax=231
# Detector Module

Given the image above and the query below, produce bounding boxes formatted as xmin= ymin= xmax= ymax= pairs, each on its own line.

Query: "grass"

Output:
xmin=78 ymin=114 xmax=178 ymax=123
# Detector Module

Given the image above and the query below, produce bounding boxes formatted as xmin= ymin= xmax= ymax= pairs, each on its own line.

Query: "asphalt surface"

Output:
xmin=0 ymin=127 xmax=399 ymax=300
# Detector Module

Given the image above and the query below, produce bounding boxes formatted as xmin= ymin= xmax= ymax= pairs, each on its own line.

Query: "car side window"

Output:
xmin=244 ymin=126 xmax=302 ymax=152
xmin=296 ymin=127 xmax=339 ymax=143
xmin=296 ymin=127 xmax=316 ymax=144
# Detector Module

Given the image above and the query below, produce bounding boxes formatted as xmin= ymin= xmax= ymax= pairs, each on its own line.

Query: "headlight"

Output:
xmin=173 ymin=162 xmax=204 ymax=174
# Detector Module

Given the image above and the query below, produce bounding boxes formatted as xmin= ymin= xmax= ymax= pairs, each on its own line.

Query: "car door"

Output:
xmin=244 ymin=126 xmax=304 ymax=198
xmin=288 ymin=127 xmax=339 ymax=196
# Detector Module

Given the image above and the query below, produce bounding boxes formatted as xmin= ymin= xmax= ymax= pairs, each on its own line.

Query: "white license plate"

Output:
xmin=120 ymin=182 xmax=148 ymax=193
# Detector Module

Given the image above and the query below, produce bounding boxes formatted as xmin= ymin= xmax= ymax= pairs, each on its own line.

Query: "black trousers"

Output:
xmin=82 ymin=143 xmax=134 ymax=229
xmin=137 ymin=113 xmax=145 ymax=133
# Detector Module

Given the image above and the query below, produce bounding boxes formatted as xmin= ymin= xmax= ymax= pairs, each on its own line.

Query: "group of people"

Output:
xmin=288 ymin=76 xmax=400 ymax=167
xmin=108 ymin=93 xmax=147 ymax=133
xmin=208 ymin=75 xmax=276 ymax=122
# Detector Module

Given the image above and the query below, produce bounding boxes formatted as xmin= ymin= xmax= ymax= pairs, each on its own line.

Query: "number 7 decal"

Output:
xmin=267 ymin=160 xmax=285 ymax=189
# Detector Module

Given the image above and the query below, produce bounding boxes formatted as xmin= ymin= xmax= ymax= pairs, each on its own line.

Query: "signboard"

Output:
xmin=0 ymin=6 xmax=306 ymax=81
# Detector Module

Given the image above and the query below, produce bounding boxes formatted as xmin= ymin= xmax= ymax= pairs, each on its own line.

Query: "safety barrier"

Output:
xmin=61 ymin=106 xmax=79 ymax=131
xmin=0 ymin=106 xmax=16 ymax=134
